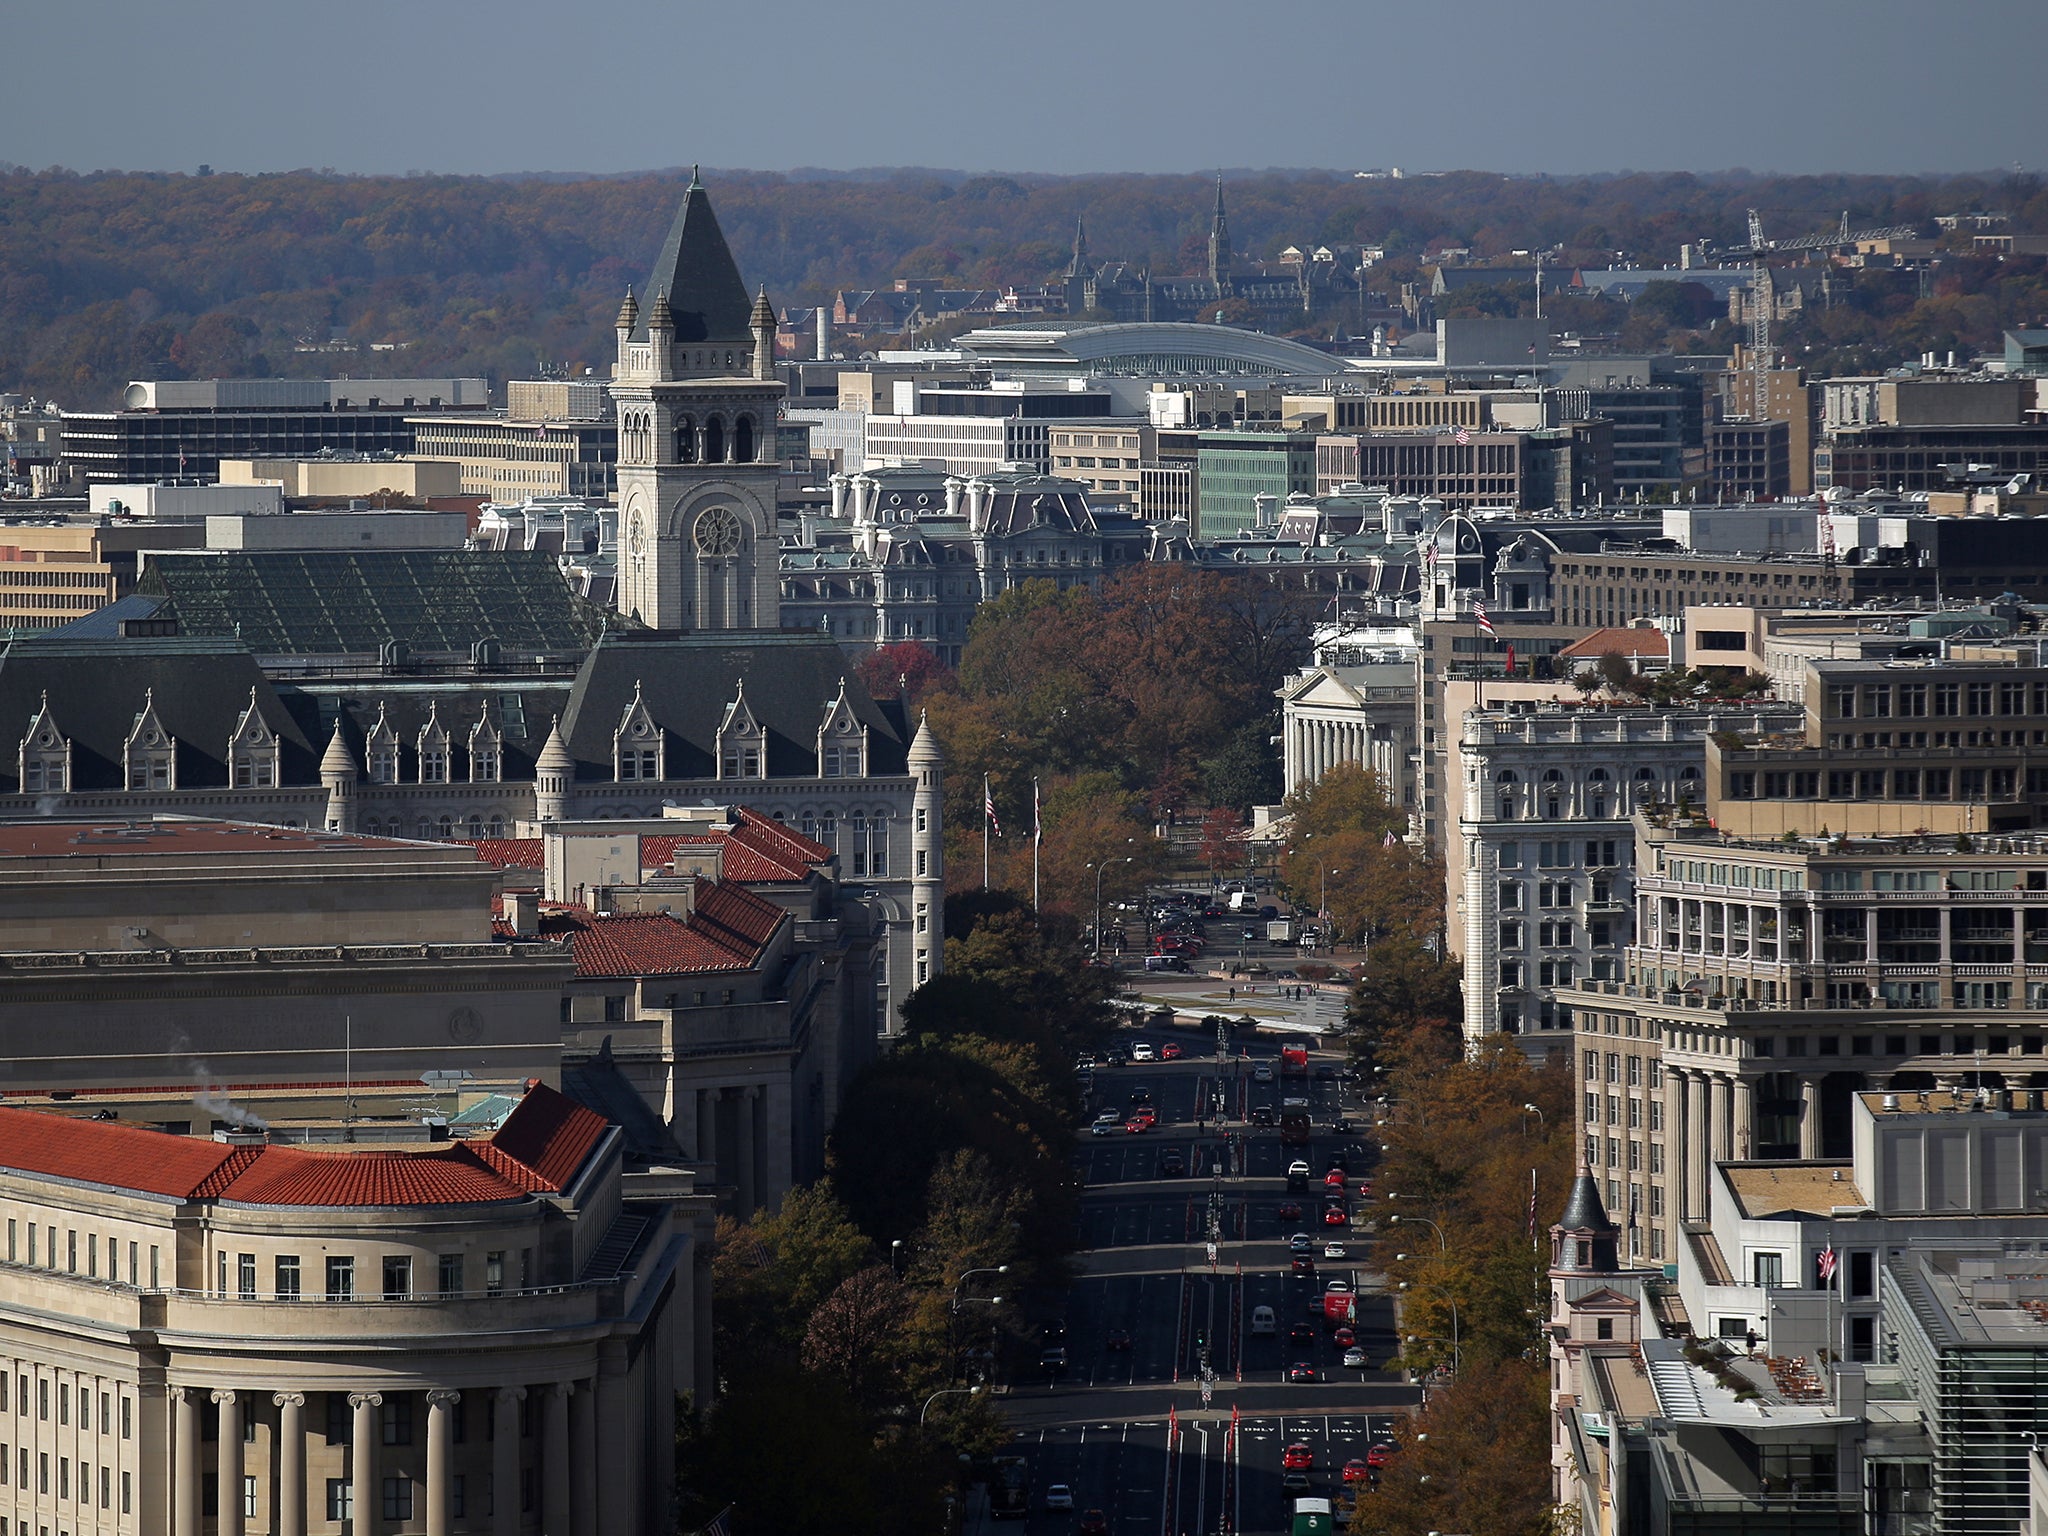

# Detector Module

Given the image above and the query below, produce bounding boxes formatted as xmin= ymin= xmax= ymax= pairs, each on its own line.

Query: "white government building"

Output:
xmin=0 ymin=1085 xmax=713 ymax=1536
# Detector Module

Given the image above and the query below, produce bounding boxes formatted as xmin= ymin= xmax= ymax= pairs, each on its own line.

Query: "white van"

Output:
xmin=1250 ymin=1305 xmax=1276 ymax=1336
xmin=1227 ymin=891 xmax=1258 ymax=913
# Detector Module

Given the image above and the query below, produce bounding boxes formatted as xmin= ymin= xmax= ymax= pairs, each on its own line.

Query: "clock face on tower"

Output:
xmin=694 ymin=506 xmax=743 ymax=557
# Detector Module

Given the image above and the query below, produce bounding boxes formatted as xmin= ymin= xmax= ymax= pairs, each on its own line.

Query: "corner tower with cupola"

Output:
xmin=613 ymin=167 xmax=783 ymax=633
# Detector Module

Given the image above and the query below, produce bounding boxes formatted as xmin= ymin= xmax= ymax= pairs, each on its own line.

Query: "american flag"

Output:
xmin=702 ymin=1506 xmax=735 ymax=1536
xmin=1382 ymin=830 xmax=1397 ymax=849
xmin=1817 ymin=1245 xmax=1838 ymax=1284
xmin=1526 ymin=1168 xmax=1539 ymax=1244
xmin=1473 ymin=599 xmax=1497 ymax=638
xmin=1032 ymin=778 xmax=1041 ymax=846
xmin=984 ymin=776 xmax=1001 ymax=837
xmin=1454 ymin=426 xmax=1471 ymax=445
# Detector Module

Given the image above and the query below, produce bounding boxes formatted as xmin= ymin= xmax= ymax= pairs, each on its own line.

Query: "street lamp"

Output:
xmin=952 ymin=1265 xmax=1008 ymax=1310
xmin=1521 ymin=1102 xmax=1546 ymax=1138
xmin=1386 ymin=1211 xmax=1447 ymax=1254
xmin=920 ymin=1384 xmax=982 ymax=1427
xmin=1089 ymin=855 xmax=1134 ymax=960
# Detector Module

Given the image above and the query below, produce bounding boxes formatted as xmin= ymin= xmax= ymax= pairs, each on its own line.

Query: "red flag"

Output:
xmin=1504 ymin=643 xmax=1516 ymax=675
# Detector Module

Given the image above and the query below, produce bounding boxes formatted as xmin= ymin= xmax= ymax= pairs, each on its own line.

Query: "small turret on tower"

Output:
xmin=750 ymin=287 xmax=777 ymax=382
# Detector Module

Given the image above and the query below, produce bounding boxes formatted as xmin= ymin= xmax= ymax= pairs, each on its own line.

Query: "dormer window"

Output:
xmin=123 ymin=690 xmax=175 ymax=792
xmin=228 ymin=689 xmax=279 ymax=789
xmin=469 ymin=712 xmax=501 ymax=784
xmin=816 ymin=679 xmax=869 ymax=780
xmin=716 ymin=681 xmax=766 ymax=781
xmin=365 ymin=706 xmax=401 ymax=785
xmin=18 ymin=694 xmax=69 ymax=795
xmin=613 ymin=681 xmax=664 ymax=782
xmin=417 ymin=705 xmax=451 ymax=785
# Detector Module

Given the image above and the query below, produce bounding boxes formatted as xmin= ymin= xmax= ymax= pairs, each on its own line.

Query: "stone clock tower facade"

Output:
xmin=612 ymin=168 xmax=783 ymax=632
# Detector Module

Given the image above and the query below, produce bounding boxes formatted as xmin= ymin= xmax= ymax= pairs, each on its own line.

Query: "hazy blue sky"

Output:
xmin=3 ymin=0 xmax=2036 ymax=179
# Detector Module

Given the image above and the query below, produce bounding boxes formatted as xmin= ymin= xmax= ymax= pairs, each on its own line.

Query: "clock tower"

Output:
xmin=612 ymin=168 xmax=783 ymax=632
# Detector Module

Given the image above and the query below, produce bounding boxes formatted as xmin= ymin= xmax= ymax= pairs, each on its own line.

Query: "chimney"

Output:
xmin=817 ymin=306 xmax=830 ymax=362
xmin=505 ymin=888 xmax=540 ymax=939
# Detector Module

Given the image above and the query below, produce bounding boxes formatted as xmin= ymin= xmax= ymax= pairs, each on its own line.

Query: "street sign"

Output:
xmin=1206 ymin=1241 xmax=1218 ymax=1265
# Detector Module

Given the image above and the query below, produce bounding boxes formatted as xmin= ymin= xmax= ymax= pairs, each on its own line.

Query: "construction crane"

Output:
xmin=1725 ymin=210 xmax=1920 ymax=421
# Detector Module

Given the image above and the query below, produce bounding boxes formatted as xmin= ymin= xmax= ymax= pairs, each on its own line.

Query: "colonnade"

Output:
xmin=1665 ymin=1065 xmax=1761 ymax=1225
xmin=170 ymin=1369 xmax=627 ymax=1536
xmin=1287 ymin=715 xmax=1385 ymax=796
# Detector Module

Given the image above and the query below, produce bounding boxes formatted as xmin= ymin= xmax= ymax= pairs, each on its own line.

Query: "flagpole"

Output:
xmin=983 ymin=774 xmax=991 ymax=889
xmin=1032 ymin=777 xmax=1041 ymax=912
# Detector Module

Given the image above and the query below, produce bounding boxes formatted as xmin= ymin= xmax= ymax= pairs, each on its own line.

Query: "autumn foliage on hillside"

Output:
xmin=8 ymin=163 xmax=2048 ymax=403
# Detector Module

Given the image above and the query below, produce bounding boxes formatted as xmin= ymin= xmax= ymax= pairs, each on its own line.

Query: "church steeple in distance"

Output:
xmin=1208 ymin=173 xmax=1233 ymax=291
xmin=1069 ymin=212 xmax=1090 ymax=279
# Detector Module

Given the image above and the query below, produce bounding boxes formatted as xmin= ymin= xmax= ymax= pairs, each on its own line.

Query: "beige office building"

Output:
xmin=218 ymin=459 xmax=464 ymax=504
xmin=0 ymin=1084 xmax=712 ymax=1536
xmin=0 ymin=523 xmax=204 ymax=629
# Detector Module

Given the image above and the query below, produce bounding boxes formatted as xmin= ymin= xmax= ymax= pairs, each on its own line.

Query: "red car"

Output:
xmin=1278 ymin=1200 xmax=1302 ymax=1222
xmin=1160 ymin=1043 xmax=1184 ymax=1061
xmin=1323 ymin=1205 xmax=1349 ymax=1227
xmin=1124 ymin=1117 xmax=1152 ymax=1134
xmin=1333 ymin=1326 xmax=1356 ymax=1349
xmin=1342 ymin=1460 xmax=1371 ymax=1485
xmin=1282 ymin=1443 xmax=1315 ymax=1471
xmin=1079 ymin=1514 xmax=1109 ymax=1536
xmin=1366 ymin=1443 xmax=1397 ymax=1469
xmin=1324 ymin=1169 xmax=1346 ymax=1190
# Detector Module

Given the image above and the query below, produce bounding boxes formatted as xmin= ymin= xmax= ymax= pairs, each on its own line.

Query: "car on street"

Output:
xmin=1282 ymin=1443 xmax=1315 ymax=1470
xmin=1287 ymin=1362 xmax=1317 ymax=1383
xmin=1324 ymin=1169 xmax=1346 ymax=1190
xmin=1333 ymin=1326 xmax=1356 ymax=1349
xmin=1289 ymin=1321 xmax=1316 ymax=1345
xmin=1124 ymin=1117 xmax=1152 ymax=1134
xmin=1325 ymin=1278 xmax=1352 ymax=1295
xmin=1079 ymin=1512 xmax=1109 ymax=1535
xmin=1343 ymin=1347 xmax=1369 ymax=1369
xmin=1240 ymin=962 xmax=1271 ymax=977
xmin=1251 ymin=1104 xmax=1276 ymax=1126
xmin=1342 ymin=1459 xmax=1370 ymax=1484
xmin=1260 ymin=906 xmax=1279 ymax=921
xmin=1105 ymin=1329 xmax=1132 ymax=1351
xmin=1281 ymin=1469 xmax=1311 ymax=1493
xmin=1287 ymin=1232 xmax=1314 ymax=1253
xmin=1131 ymin=1042 xmax=1156 ymax=1061
xmin=1252 ymin=1063 xmax=1274 ymax=1083
xmin=1323 ymin=1241 xmax=1348 ymax=1260
xmin=1128 ymin=1087 xmax=1152 ymax=1106
xmin=1366 ymin=1443 xmax=1397 ymax=1469
xmin=1277 ymin=1200 xmax=1301 ymax=1221
xmin=1322 ymin=1204 xmax=1349 ymax=1227
xmin=1291 ymin=1255 xmax=1316 ymax=1276
xmin=1159 ymin=1042 xmax=1183 ymax=1061
xmin=1288 ymin=1158 xmax=1312 ymax=1179
xmin=1041 ymin=1348 xmax=1068 ymax=1377
xmin=1314 ymin=1064 xmax=1337 ymax=1081
xmin=1201 ymin=905 xmax=1227 ymax=919
xmin=1159 ymin=1148 xmax=1185 ymax=1176
xmin=1250 ymin=1306 xmax=1276 ymax=1335
xmin=1045 ymin=1484 xmax=1075 ymax=1511
xmin=1240 ymin=925 xmax=1260 ymax=942
xmin=1326 ymin=1150 xmax=1351 ymax=1172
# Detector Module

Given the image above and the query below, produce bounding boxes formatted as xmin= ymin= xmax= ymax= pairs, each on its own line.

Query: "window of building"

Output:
xmin=325 ymin=1256 xmax=353 ymax=1302
xmin=327 ymin=1481 xmax=353 ymax=1522
xmin=275 ymin=1255 xmax=300 ymax=1300
xmin=438 ymin=1254 xmax=463 ymax=1298
xmin=382 ymin=1256 xmax=411 ymax=1301
xmin=237 ymin=1253 xmax=255 ymax=1299
xmin=382 ymin=1399 xmax=411 ymax=1446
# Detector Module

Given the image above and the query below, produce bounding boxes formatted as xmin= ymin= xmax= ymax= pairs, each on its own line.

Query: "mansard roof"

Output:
xmin=556 ymin=633 xmax=908 ymax=782
xmin=275 ymin=680 xmax=575 ymax=785
xmin=0 ymin=637 xmax=313 ymax=793
xmin=135 ymin=550 xmax=618 ymax=659
xmin=632 ymin=171 xmax=755 ymax=346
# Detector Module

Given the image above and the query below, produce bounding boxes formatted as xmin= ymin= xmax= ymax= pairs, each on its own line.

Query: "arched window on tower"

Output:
xmin=734 ymin=415 xmax=755 ymax=463
xmin=674 ymin=416 xmax=697 ymax=464
xmin=703 ymin=416 xmax=726 ymax=464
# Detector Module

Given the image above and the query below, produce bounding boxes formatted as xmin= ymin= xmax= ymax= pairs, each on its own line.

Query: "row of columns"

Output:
xmin=1289 ymin=715 xmax=1372 ymax=794
xmin=172 ymin=1378 xmax=613 ymax=1536
xmin=677 ymin=1081 xmax=794 ymax=1215
xmin=1665 ymin=1066 xmax=1762 ymax=1225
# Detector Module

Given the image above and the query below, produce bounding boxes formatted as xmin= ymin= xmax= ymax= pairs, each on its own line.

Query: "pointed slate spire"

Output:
xmin=615 ymin=286 xmax=640 ymax=330
xmin=647 ymin=288 xmax=675 ymax=334
xmin=633 ymin=169 xmax=754 ymax=344
xmin=749 ymin=285 xmax=776 ymax=332
xmin=1559 ymin=1163 xmax=1616 ymax=1235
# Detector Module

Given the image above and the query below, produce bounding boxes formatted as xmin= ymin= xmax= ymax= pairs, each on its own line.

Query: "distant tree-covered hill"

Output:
xmin=4 ymin=164 xmax=2045 ymax=406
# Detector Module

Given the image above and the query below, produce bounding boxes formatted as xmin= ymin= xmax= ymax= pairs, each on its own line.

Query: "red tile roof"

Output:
xmin=468 ymin=837 xmax=543 ymax=870
xmin=1558 ymin=627 xmax=1671 ymax=660
xmin=0 ymin=1081 xmax=613 ymax=1209
xmin=480 ymin=1082 xmax=609 ymax=1192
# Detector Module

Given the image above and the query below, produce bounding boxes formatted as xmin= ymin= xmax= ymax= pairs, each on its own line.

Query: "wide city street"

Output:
xmin=988 ymin=994 xmax=1422 ymax=1536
